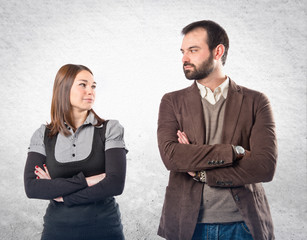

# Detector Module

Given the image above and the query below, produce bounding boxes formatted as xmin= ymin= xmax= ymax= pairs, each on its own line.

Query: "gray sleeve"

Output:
xmin=105 ymin=120 xmax=127 ymax=151
xmin=28 ymin=124 xmax=46 ymax=156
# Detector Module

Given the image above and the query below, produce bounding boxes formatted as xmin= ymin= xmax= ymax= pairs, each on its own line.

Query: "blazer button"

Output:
xmin=219 ymin=160 xmax=224 ymax=164
xmin=234 ymin=195 xmax=239 ymax=202
xmin=208 ymin=161 xmax=212 ymax=165
xmin=216 ymin=181 xmax=225 ymax=186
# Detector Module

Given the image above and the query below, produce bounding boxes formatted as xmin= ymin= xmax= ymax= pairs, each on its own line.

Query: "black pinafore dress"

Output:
xmin=41 ymin=123 xmax=124 ymax=240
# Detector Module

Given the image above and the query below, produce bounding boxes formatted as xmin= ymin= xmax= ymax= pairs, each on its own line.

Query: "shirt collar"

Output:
xmin=196 ymin=76 xmax=229 ymax=99
xmin=64 ymin=111 xmax=97 ymax=130
xmin=84 ymin=111 xmax=97 ymax=125
xmin=85 ymin=111 xmax=104 ymax=128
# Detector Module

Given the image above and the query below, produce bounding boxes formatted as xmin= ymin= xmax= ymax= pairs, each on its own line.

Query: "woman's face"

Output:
xmin=70 ymin=70 xmax=96 ymax=114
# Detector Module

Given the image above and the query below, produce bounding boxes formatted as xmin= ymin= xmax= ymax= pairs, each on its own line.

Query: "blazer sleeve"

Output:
xmin=157 ymin=93 xmax=235 ymax=172
xmin=206 ymin=92 xmax=278 ymax=187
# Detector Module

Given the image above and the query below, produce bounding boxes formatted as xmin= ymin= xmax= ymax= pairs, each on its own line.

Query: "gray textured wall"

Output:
xmin=0 ymin=0 xmax=306 ymax=239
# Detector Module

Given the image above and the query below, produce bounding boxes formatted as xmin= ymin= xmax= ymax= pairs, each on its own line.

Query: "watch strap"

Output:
xmin=193 ymin=170 xmax=206 ymax=183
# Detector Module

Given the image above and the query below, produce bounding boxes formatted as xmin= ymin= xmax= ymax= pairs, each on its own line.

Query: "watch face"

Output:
xmin=236 ymin=146 xmax=244 ymax=154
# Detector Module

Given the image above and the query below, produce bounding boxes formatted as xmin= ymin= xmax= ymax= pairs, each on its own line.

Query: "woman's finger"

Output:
xmin=43 ymin=164 xmax=51 ymax=179
xmin=34 ymin=166 xmax=50 ymax=179
xmin=34 ymin=170 xmax=45 ymax=179
xmin=35 ymin=166 xmax=48 ymax=177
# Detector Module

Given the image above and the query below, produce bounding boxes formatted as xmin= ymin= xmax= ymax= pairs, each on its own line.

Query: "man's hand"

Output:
xmin=177 ymin=130 xmax=196 ymax=177
xmin=177 ymin=130 xmax=190 ymax=144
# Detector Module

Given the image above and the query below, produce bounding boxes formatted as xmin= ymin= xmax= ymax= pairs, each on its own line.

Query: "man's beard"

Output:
xmin=183 ymin=52 xmax=214 ymax=80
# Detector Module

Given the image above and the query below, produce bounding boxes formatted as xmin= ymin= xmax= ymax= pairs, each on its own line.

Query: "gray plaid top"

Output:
xmin=28 ymin=112 xmax=126 ymax=163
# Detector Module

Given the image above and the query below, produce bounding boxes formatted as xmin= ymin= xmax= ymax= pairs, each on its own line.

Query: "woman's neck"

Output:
xmin=71 ymin=110 xmax=88 ymax=130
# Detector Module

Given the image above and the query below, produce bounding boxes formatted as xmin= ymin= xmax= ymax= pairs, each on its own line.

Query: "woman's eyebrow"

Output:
xmin=77 ymin=79 xmax=97 ymax=84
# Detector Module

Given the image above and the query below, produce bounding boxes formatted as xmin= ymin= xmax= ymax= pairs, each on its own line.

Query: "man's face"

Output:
xmin=181 ymin=28 xmax=214 ymax=80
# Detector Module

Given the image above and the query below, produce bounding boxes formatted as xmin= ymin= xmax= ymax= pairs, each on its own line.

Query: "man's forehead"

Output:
xmin=181 ymin=28 xmax=208 ymax=48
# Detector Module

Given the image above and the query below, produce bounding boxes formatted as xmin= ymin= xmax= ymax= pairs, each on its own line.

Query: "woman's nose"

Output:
xmin=87 ymin=87 xmax=94 ymax=95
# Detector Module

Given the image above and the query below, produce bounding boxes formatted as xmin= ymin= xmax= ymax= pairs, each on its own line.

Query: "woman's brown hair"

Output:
xmin=47 ymin=64 xmax=104 ymax=137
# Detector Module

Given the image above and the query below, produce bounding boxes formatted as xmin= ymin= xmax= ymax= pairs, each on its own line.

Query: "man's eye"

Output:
xmin=191 ymin=49 xmax=197 ymax=53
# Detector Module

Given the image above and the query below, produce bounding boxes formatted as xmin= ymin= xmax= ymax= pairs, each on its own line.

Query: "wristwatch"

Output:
xmin=233 ymin=145 xmax=246 ymax=160
xmin=193 ymin=170 xmax=206 ymax=183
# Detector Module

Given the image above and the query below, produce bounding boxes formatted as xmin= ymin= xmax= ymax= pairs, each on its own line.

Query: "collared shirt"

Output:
xmin=28 ymin=112 xmax=126 ymax=163
xmin=196 ymin=77 xmax=229 ymax=105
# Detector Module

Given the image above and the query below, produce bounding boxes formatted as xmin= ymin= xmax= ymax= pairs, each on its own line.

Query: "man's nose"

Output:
xmin=182 ymin=54 xmax=190 ymax=64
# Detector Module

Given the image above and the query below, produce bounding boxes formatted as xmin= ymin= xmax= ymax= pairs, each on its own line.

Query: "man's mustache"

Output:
xmin=183 ymin=63 xmax=195 ymax=67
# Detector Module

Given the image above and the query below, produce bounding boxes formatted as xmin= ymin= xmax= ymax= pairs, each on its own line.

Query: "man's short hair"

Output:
xmin=182 ymin=20 xmax=229 ymax=65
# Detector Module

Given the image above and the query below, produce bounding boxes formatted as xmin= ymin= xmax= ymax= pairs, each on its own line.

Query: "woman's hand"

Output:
xmin=54 ymin=197 xmax=64 ymax=202
xmin=34 ymin=164 xmax=51 ymax=180
xmin=85 ymin=173 xmax=106 ymax=187
xmin=34 ymin=165 xmax=64 ymax=201
xmin=34 ymin=165 xmax=106 ymax=200
xmin=177 ymin=130 xmax=196 ymax=177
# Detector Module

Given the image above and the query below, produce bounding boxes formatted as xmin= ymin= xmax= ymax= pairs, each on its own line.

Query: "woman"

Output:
xmin=24 ymin=64 xmax=127 ymax=240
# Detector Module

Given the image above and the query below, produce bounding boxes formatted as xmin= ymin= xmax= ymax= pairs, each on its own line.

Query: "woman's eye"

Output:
xmin=79 ymin=83 xmax=86 ymax=87
xmin=91 ymin=85 xmax=96 ymax=89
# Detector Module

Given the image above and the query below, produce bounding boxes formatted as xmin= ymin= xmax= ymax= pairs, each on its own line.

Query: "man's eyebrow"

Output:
xmin=180 ymin=46 xmax=201 ymax=52
xmin=188 ymin=46 xmax=201 ymax=49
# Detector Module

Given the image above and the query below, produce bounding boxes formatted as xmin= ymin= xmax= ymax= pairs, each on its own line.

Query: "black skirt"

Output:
xmin=41 ymin=197 xmax=124 ymax=240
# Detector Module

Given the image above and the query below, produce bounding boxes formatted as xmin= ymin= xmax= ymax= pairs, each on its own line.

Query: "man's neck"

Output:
xmin=197 ymin=69 xmax=226 ymax=92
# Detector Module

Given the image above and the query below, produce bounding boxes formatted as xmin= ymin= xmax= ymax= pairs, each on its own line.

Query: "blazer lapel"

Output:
xmin=185 ymin=82 xmax=206 ymax=144
xmin=222 ymin=79 xmax=243 ymax=143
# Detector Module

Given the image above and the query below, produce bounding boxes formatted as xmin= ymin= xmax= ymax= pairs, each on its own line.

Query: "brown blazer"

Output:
xmin=157 ymin=79 xmax=277 ymax=240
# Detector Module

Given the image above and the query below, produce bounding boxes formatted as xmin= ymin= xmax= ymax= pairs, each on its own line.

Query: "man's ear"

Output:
xmin=213 ymin=44 xmax=225 ymax=61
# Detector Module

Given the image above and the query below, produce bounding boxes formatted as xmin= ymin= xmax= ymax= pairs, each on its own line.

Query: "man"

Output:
xmin=157 ymin=20 xmax=277 ymax=240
